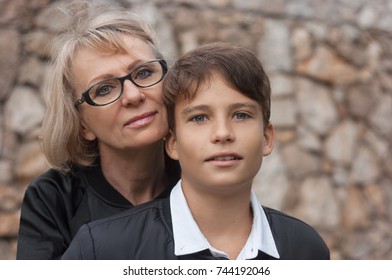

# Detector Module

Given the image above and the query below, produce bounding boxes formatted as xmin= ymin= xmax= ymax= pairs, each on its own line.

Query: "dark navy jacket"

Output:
xmin=62 ymin=197 xmax=330 ymax=260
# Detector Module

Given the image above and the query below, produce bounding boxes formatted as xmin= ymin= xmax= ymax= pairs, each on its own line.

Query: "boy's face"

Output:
xmin=165 ymin=73 xmax=274 ymax=194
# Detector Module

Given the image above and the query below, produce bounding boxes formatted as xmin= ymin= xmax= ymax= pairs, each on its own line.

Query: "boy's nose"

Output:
xmin=121 ymin=79 xmax=146 ymax=106
xmin=210 ymin=119 xmax=235 ymax=144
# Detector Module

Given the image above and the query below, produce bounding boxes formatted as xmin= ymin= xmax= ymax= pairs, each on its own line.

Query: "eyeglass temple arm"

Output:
xmin=74 ymin=96 xmax=85 ymax=107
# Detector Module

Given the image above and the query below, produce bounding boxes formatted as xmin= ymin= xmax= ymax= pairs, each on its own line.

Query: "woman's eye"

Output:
xmin=234 ymin=112 xmax=250 ymax=120
xmin=91 ymin=79 xmax=119 ymax=98
xmin=96 ymin=85 xmax=112 ymax=96
xmin=134 ymin=68 xmax=153 ymax=80
xmin=190 ymin=115 xmax=207 ymax=123
xmin=91 ymin=84 xmax=116 ymax=99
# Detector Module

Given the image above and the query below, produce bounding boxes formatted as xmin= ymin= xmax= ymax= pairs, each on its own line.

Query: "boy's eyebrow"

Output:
xmin=181 ymin=104 xmax=210 ymax=116
xmin=230 ymin=102 xmax=259 ymax=111
xmin=181 ymin=102 xmax=259 ymax=116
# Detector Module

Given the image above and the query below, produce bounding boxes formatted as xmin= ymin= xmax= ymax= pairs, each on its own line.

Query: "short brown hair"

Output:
xmin=163 ymin=42 xmax=271 ymax=131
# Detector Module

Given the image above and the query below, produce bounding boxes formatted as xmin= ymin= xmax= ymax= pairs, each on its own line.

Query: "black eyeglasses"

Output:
xmin=74 ymin=59 xmax=167 ymax=107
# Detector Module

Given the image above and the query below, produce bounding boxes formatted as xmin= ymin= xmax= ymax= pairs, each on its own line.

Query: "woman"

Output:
xmin=16 ymin=0 xmax=179 ymax=259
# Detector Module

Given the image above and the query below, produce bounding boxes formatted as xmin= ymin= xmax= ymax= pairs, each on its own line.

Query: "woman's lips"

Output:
xmin=124 ymin=111 xmax=157 ymax=128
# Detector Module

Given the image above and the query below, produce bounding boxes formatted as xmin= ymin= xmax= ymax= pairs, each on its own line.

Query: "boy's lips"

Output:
xmin=205 ymin=152 xmax=243 ymax=162
xmin=124 ymin=111 xmax=157 ymax=128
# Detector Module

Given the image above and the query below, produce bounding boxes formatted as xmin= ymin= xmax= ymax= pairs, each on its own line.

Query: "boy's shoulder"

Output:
xmin=262 ymin=206 xmax=312 ymax=227
xmin=262 ymin=206 xmax=330 ymax=260
xmin=62 ymin=198 xmax=175 ymax=259
xmin=88 ymin=197 xmax=171 ymax=230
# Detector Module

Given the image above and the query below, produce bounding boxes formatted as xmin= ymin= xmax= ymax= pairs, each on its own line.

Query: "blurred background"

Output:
xmin=0 ymin=0 xmax=391 ymax=259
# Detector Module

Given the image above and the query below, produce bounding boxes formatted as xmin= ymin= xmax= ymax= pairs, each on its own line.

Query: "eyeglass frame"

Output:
xmin=74 ymin=59 xmax=168 ymax=107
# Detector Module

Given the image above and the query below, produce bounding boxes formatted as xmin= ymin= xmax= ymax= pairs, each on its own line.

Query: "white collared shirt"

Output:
xmin=170 ymin=180 xmax=280 ymax=260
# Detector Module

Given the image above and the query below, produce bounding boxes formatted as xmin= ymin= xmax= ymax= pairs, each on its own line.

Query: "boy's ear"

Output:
xmin=262 ymin=122 xmax=275 ymax=156
xmin=165 ymin=130 xmax=179 ymax=160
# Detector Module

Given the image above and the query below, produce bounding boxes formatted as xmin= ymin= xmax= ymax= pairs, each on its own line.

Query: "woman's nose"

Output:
xmin=121 ymin=79 xmax=146 ymax=106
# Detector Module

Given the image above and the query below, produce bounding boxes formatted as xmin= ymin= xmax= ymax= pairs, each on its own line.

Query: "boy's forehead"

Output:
xmin=175 ymin=76 xmax=261 ymax=111
xmin=180 ymin=71 xmax=227 ymax=99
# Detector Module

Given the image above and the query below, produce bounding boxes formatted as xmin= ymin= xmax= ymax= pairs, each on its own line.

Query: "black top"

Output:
xmin=61 ymin=197 xmax=330 ymax=260
xmin=16 ymin=157 xmax=180 ymax=260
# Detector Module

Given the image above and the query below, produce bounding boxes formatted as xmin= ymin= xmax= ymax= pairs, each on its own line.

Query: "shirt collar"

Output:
xmin=170 ymin=180 xmax=280 ymax=259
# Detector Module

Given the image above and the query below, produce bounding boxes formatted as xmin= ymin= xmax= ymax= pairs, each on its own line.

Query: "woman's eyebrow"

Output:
xmin=126 ymin=59 xmax=144 ymax=72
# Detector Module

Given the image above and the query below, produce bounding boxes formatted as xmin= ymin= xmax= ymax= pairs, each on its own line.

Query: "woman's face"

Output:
xmin=72 ymin=36 xmax=168 ymax=153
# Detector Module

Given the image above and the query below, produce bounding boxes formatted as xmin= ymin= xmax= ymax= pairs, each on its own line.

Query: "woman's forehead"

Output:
xmin=71 ymin=37 xmax=155 ymax=92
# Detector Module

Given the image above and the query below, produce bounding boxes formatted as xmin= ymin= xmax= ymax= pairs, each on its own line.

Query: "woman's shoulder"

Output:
xmin=31 ymin=167 xmax=73 ymax=182
xmin=26 ymin=165 xmax=89 ymax=199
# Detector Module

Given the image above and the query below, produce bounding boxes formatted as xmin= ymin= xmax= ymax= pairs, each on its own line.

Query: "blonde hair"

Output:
xmin=41 ymin=0 xmax=163 ymax=172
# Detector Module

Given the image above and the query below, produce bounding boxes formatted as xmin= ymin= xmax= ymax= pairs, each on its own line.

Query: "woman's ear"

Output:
xmin=80 ymin=121 xmax=97 ymax=141
xmin=262 ymin=122 xmax=275 ymax=156
xmin=165 ymin=130 xmax=179 ymax=160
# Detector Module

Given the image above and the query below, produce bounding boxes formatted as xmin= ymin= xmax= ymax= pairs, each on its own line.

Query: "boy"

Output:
xmin=62 ymin=43 xmax=330 ymax=260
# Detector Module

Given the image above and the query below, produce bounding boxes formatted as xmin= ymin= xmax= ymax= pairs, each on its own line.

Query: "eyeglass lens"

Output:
xmin=88 ymin=60 xmax=164 ymax=105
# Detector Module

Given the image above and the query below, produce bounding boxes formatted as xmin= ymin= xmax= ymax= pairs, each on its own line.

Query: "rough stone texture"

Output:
xmin=0 ymin=0 xmax=391 ymax=260
xmin=294 ymin=176 xmax=341 ymax=229
xmin=5 ymin=86 xmax=45 ymax=136
xmin=325 ymin=120 xmax=359 ymax=166
xmin=0 ymin=184 xmax=23 ymax=212
xmin=270 ymin=98 xmax=297 ymax=128
xmin=253 ymin=150 xmax=290 ymax=211
xmin=0 ymin=29 xmax=20 ymax=101
xmin=258 ymin=19 xmax=292 ymax=73
xmin=295 ymin=78 xmax=338 ymax=136
xmin=0 ymin=211 xmax=20 ymax=237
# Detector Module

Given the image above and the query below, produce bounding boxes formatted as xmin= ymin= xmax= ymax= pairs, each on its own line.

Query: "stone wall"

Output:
xmin=0 ymin=0 xmax=391 ymax=259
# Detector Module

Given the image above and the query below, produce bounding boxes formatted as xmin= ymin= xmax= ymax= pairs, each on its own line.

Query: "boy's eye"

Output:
xmin=233 ymin=112 xmax=250 ymax=120
xmin=190 ymin=115 xmax=208 ymax=123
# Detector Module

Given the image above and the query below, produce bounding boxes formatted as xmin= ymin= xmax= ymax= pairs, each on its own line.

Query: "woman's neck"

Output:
xmin=99 ymin=141 xmax=167 ymax=205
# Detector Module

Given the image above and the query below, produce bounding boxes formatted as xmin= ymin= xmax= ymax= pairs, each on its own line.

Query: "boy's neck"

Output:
xmin=181 ymin=181 xmax=253 ymax=259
